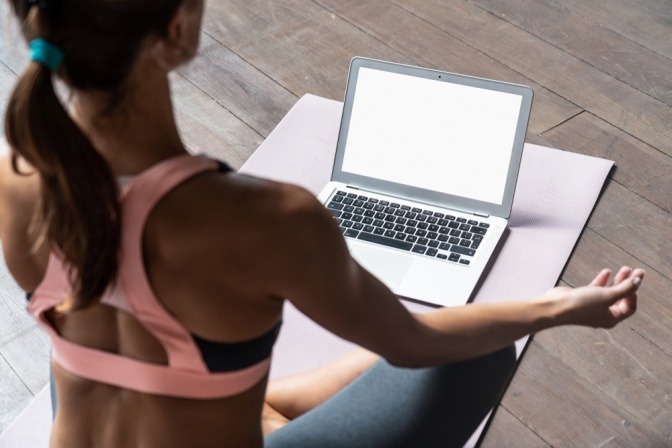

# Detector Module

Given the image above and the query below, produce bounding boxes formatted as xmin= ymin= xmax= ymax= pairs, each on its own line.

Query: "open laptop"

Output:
xmin=317 ymin=57 xmax=533 ymax=307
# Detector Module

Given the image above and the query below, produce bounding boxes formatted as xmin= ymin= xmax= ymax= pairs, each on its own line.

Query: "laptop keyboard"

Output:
xmin=327 ymin=190 xmax=489 ymax=266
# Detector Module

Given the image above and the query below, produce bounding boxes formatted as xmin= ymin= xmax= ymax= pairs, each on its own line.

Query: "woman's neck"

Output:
xmin=70 ymin=68 xmax=187 ymax=176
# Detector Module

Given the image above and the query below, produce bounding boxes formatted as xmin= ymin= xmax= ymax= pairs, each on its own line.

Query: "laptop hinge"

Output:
xmin=346 ymin=185 xmax=360 ymax=190
xmin=473 ymin=211 xmax=490 ymax=218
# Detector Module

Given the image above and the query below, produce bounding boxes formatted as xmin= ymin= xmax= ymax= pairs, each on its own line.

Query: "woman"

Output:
xmin=0 ymin=1 xmax=643 ymax=447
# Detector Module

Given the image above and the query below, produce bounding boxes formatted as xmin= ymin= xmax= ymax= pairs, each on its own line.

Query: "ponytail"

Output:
xmin=5 ymin=61 xmax=121 ymax=312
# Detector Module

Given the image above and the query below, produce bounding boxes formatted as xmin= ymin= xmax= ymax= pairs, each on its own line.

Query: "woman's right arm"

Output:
xmin=267 ymin=185 xmax=643 ymax=368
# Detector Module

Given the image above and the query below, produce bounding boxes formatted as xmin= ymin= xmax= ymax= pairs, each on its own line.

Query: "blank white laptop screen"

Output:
xmin=341 ymin=67 xmax=524 ymax=206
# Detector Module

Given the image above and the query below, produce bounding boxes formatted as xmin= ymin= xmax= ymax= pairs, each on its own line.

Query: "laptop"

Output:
xmin=317 ymin=57 xmax=533 ymax=307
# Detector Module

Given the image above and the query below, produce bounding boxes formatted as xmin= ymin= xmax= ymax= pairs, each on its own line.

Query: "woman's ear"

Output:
xmin=152 ymin=1 xmax=203 ymax=70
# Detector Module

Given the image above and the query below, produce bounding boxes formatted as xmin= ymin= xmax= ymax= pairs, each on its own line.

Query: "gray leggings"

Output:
xmin=51 ymin=346 xmax=516 ymax=447
xmin=263 ymin=346 xmax=516 ymax=447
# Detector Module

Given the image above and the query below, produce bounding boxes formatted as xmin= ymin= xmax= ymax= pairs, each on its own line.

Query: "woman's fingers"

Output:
xmin=612 ymin=266 xmax=632 ymax=285
xmin=589 ymin=269 xmax=612 ymax=286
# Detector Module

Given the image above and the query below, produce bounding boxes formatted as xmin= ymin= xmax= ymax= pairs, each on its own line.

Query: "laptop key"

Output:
xmin=412 ymin=245 xmax=427 ymax=254
xmin=407 ymin=220 xmax=418 ymax=227
xmin=358 ymin=232 xmax=413 ymax=251
xmin=412 ymin=207 xmax=422 ymax=213
xmin=401 ymin=205 xmax=411 ymax=211
xmin=343 ymin=198 xmax=354 ymax=205
xmin=459 ymin=259 xmax=471 ymax=265
xmin=363 ymin=217 xmax=373 ymax=224
xmin=369 ymin=198 xmax=379 ymax=204
xmin=427 ymin=232 xmax=438 ymax=239
xmin=396 ymin=217 xmax=407 ymax=225
xmin=332 ymin=196 xmax=344 ymax=203
xmin=354 ymin=208 xmax=365 ymax=215
xmin=439 ymin=243 xmax=450 ymax=250
xmin=439 ymin=227 xmax=449 ymax=234
xmin=391 ymin=203 xmax=401 ymax=208
xmin=358 ymin=195 xmax=368 ymax=201
xmin=364 ymin=225 xmax=374 ymax=233
xmin=374 ymin=205 xmax=385 ymax=212
xmin=449 ymin=253 xmax=460 ymax=262
xmin=438 ymin=219 xmax=449 ymax=226
xmin=448 ymin=221 xmax=459 ymax=229
xmin=459 ymin=224 xmax=471 ymax=231
xmin=404 ymin=227 xmax=416 ymax=235
xmin=418 ymin=238 xmax=429 ymax=245
xmin=364 ymin=211 xmax=375 ymax=218
xmin=416 ymin=215 xmax=427 ymax=222
xmin=472 ymin=234 xmax=483 ymax=242
xmin=446 ymin=215 xmax=456 ymax=220
xmin=438 ymin=235 xmax=449 ymax=242
xmin=374 ymin=228 xmax=385 ymax=235
xmin=328 ymin=202 xmax=344 ymax=210
xmin=329 ymin=209 xmax=342 ymax=218
xmin=462 ymin=232 xmax=473 ymax=240
xmin=384 ymin=222 xmax=394 ymax=230
xmin=468 ymin=220 xmax=479 ymax=225
xmin=379 ymin=200 xmax=390 ymax=206
xmin=394 ymin=209 xmax=406 ymax=217
xmin=352 ymin=216 xmax=363 ymax=223
xmin=406 ymin=212 xmax=417 ymax=219
xmin=428 ymin=240 xmax=440 ymax=248
xmin=373 ymin=219 xmax=384 ymax=227
xmin=345 ymin=229 xmax=359 ymax=238
xmin=416 ymin=229 xmax=427 ymax=237
xmin=449 ymin=237 xmax=460 ymax=244
xmin=354 ymin=200 xmax=364 ymax=207
xmin=428 ymin=217 xmax=438 ymax=224
xmin=426 ymin=248 xmax=438 ymax=257
xmin=460 ymin=239 xmax=471 ymax=247
xmin=394 ymin=224 xmax=405 ymax=232
xmin=479 ymin=223 xmax=490 ymax=228
xmin=342 ymin=212 xmax=353 ymax=220
xmin=437 ymin=253 xmax=448 ymax=260
xmin=406 ymin=235 xmax=418 ymax=243
xmin=385 ymin=215 xmax=396 ymax=222
xmin=385 ymin=230 xmax=396 ymax=238
xmin=471 ymin=240 xmax=481 ymax=249
xmin=451 ymin=245 xmax=475 ymax=257
xmin=456 ymin=217 xmax=467 ymax=223
xmin=336 ymin=191 xmax=347 ymax=196
xmin=471 ymin=227 xmax=487 ymax=235
xmin=417 ymin=222 xmax=429 ymax=230
xmin=429 ymin=224 xmax=439 ymax=232
xmin=353 ymin=223 xmax=364 ymax=230
xmin=363 ymin=202 xmax=374 ymax=210
xmin=342 ymin=221 xmax=353 ymax=228
xmin=344 ymin=205 xmax=354 ymax=212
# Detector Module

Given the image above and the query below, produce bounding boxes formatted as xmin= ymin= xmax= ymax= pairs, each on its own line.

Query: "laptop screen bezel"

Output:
xmin=331 ymin=57 xmax=533 ymax=219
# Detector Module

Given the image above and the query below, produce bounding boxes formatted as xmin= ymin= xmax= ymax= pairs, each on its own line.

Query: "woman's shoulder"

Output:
xmin=144 ymin=168 xmax=330 ymax=265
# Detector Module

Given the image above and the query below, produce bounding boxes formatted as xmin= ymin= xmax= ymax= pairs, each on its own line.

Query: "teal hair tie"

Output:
xmin=29 ymin=39 xmax=64 ymax=71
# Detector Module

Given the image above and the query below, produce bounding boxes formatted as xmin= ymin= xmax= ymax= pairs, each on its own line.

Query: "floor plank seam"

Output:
xmin=460 ymin=0 xmax=672 ymax=109
xmin=539 ymin=110 xmax=586 ymax=136
xmin=628 ymin=0 xmax=672 ymax=19
xmin=199 ymin=29 xmax=300 ymax=103
xmin=501 ymin=402 xmax=553 ymax=447
xmin=0 ymin=58 xmax=18 ymax=77
xmin=173 ymin=71 xmax=268 ymax=140
xmin=544 ymin=0 xmax=672 ymax=64
xmin=0 ymin=352 xmax=35 ymax=398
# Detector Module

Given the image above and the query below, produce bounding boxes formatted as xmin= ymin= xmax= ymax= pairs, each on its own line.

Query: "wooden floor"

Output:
xmin=1 ymin=1 xmax=671 ymax=446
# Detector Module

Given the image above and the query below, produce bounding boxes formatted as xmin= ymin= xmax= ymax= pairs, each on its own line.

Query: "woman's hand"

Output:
xmin=542 ymin=267 xmax=644 ymax=329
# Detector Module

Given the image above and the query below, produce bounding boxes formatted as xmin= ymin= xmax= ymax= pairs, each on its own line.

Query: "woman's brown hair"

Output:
xmin=4 ymin=0 xmax=184 ymax=311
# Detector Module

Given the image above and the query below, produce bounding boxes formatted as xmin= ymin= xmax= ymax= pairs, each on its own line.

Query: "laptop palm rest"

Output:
xmin=351 ymin=244 xmax=413 ymax=290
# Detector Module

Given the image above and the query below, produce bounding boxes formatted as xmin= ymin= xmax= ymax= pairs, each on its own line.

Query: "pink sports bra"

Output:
xmin=27 ymin=154 xmax=278 ymax=399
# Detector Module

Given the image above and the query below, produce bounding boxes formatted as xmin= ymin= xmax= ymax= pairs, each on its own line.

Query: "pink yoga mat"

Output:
xmin=0 ymin=95 xmax=612 ymax=447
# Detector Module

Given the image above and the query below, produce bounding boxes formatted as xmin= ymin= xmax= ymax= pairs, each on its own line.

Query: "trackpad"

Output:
xmin=351 ymin=244 xmax=414 ymax=290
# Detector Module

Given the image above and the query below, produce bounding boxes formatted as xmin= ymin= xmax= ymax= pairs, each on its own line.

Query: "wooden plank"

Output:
xmin=562 ymin=228 xmax=672 ymax=356
xmin=178 ymin=32 xmax=297 ymax=138
xmin=534 ymin=324 xmax=672 ymax=443
xmin=170 ymin=73 xmax=263 ymax=170
xmin=0 ymin=327 xmax=49 ymax=396
xmin=370 ymin=0 xmax=672 ymax=156
xmin=544 ymin=0 xmax=672 ymax=61
xmin=455 ymin=0 xmax=672 ymax=106
xmin=204 ymin=0 xmax=412 ymax=101
xmin=629 ymin=0 xmax=672 ymax=19
xmin=502 ymin=340 xmax=668 ymax=447
xmin=482 ymin=405 xmax=551 ymax=447
xmin=0 ymin=354 xmax=34 ymax=434
xmin=586 ymin=180 xmax=672 ymax=280
xmin=542 ymin=112 xmax=672 ymax=214
xmin=311 ymin=0 xmax=582 ymax=136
